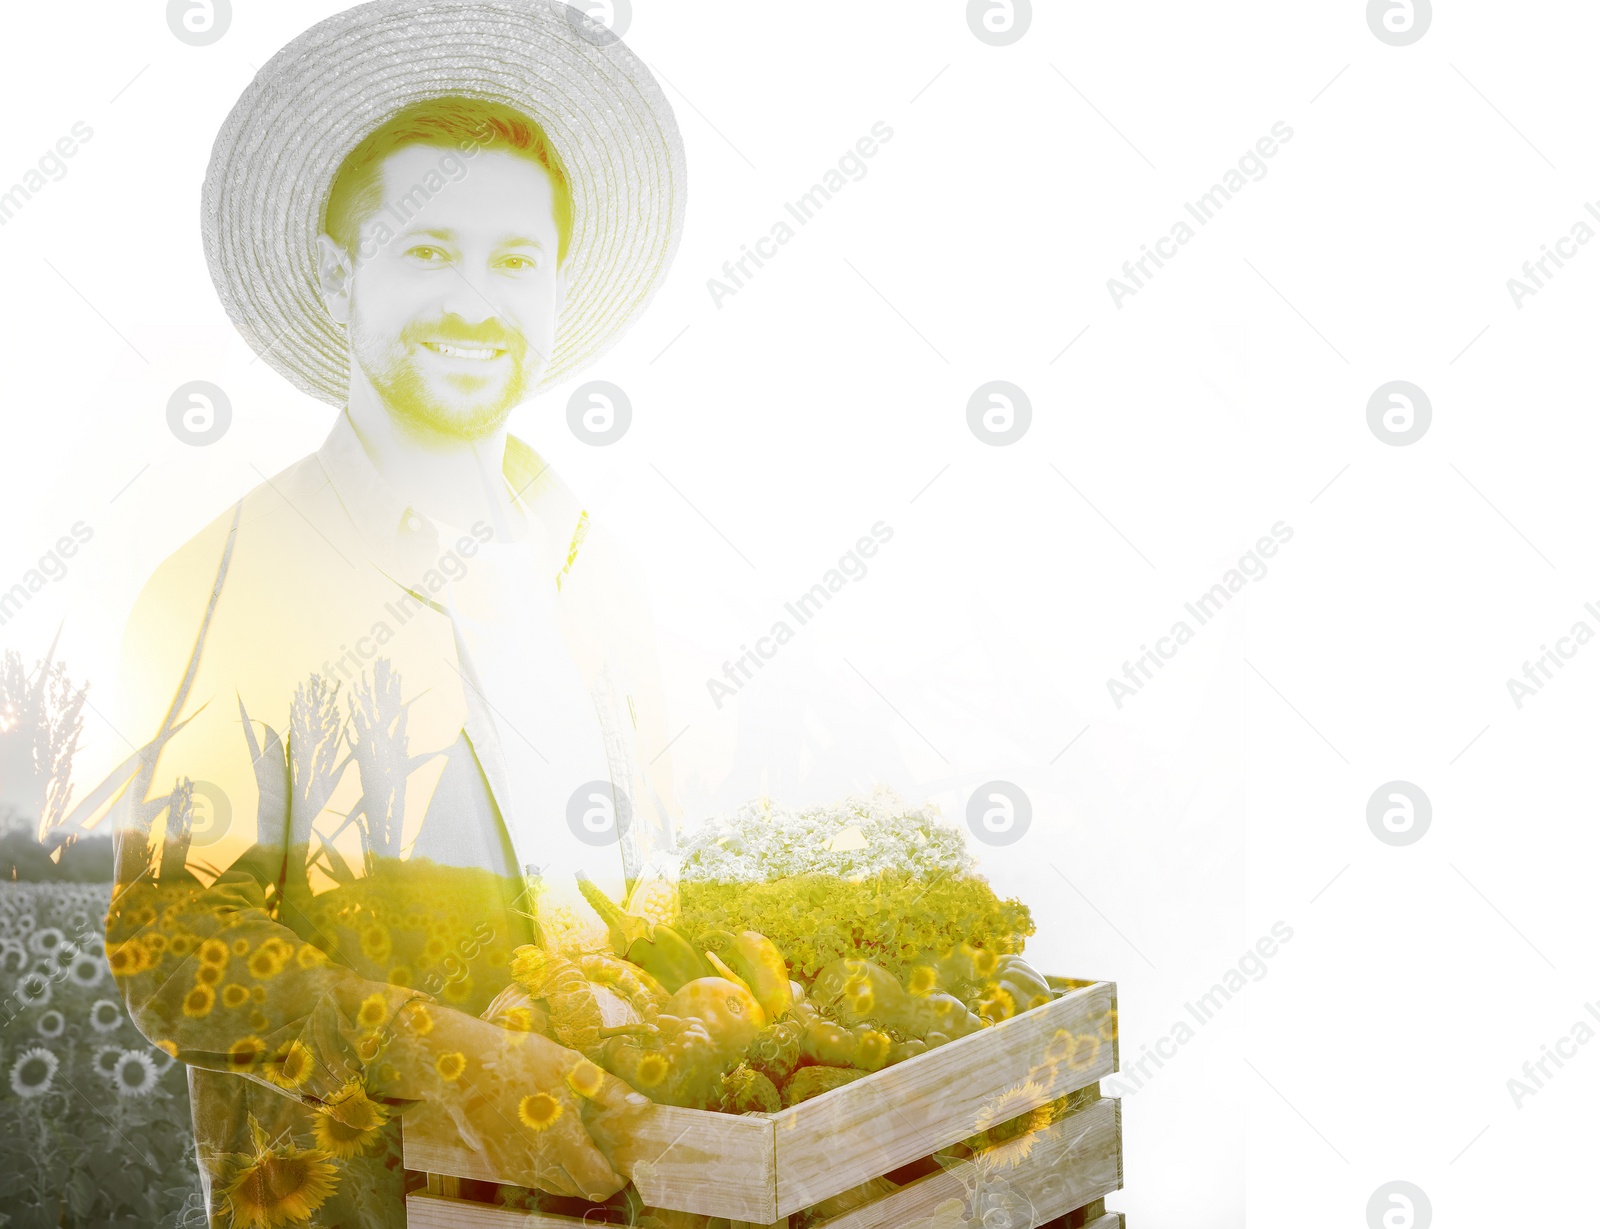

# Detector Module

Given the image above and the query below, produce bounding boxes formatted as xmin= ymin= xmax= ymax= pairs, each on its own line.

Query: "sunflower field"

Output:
xmin=0 ymin=881 xmax=205 ymax=1229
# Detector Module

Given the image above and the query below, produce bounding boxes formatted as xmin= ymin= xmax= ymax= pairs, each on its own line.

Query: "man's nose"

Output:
xmin=440 ymin=270 xmax=502 ymax=326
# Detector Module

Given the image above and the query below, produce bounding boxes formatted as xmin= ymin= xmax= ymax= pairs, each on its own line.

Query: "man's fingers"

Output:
xmin=589 ymin=1070 xmax=650 ymax=1112
xmin=558 ymin=1133 xmax=627 ymax=1203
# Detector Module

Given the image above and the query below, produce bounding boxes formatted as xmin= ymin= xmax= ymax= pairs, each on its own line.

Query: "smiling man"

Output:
xmin=104 ymin=5 xmax=687 ymax=1227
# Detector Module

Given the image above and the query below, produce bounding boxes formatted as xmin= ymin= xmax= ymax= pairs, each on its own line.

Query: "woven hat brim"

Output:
xmin=202 ymin=0 xmax=686 ymax=406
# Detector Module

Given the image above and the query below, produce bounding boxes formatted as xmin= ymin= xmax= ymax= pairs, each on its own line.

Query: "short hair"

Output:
xmin=322 ymin=95 xmax=574 ymax=264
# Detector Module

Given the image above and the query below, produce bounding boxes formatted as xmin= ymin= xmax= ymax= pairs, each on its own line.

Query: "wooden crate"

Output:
xmin=404 ymin=977 xmax=1121 ymax=1228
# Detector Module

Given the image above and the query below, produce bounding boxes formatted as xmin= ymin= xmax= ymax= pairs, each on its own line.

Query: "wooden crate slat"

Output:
xmin=772 ymin=980 xmax=1117 ymax=1216
xmin=1083 ymin=1214 xmax=1125 ymax=1229
xmin=403 ymin=1099 xmax=779 ymax=1223
xmin=406 ymin=1193 xmax=584 ymax=1228
xmin=405 ymin=1194 xmax=789 ymax=1228
xmin=807 ymin=1095 xmax=1121 ymax=1229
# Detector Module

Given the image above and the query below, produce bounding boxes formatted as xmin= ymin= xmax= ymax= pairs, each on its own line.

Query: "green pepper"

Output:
xmin=575 ymin=870 xmax=713 ymax=993
xmin=600 ymin=1014 xmax=725 ymax=1109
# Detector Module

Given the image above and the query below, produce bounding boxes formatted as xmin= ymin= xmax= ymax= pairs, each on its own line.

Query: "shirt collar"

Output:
xmin=314 ymin=407 xmax=566 ymax=578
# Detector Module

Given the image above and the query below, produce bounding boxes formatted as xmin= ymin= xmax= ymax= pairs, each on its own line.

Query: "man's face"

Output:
xmin=341 ymin=144 xmax=564 ymax=439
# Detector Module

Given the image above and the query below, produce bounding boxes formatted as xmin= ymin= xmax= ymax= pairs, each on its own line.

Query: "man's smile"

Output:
xmin=421 ymin=341 xmax=508 ymax=361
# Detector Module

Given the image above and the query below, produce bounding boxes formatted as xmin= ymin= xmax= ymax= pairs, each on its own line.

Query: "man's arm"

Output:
xmin=106 ymin=497 xmax=642 ymax=1200
xmin=105 ymin=503 xmax=423 ymax=1106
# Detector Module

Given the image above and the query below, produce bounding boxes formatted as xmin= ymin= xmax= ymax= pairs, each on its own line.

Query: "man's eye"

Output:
xmin=408 ymin=246 xmax=445 ymax=262
xmin=500 ymin=256 xmax=536 ymax=270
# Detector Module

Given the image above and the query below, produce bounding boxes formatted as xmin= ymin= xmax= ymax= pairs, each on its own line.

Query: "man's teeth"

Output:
xmin=429 ymin=342 xmax=500 ymax=359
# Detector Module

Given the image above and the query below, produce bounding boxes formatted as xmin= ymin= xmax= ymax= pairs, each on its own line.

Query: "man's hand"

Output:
xmin=380 ymin=1001 xmax=649 ymax=1201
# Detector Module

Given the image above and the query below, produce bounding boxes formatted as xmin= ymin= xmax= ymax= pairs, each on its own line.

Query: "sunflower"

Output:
xmin=251 ymin=985 xmax=267 ymax=1004
xmin=976 ymin=985 xmax=1016 ymax=1023
xmin=220 ymin=1117 xmax=339 ymax=1229
xmin=199 ymin=938 xmax=230 ymax=967
xmin=1036 ymin=1024 xmax=1075 ymax=1062
xmin=517 ymin=1093 xmax=563 ymax=1131
xmin=35 ymin=1009 xmax=65 ymax=1039
xmin=440 ymin=974 xmax=473 ymax=1005
xmin=434 ymin=1051 xmax=466 ymax=1081
xmin=9 ymin=1047 xmax=59 ymax=1098
xmin=966 ymin=944 xmax=999 ymax=979
xmin=232 ymin=937 xmax=251 ymax=957
xmin=403 ymin=1002 xmax=435 ymax=1036
xmin=295 ymin=944 xmax=328 ymax=970
xmin=196 ymin=962 xmax=224 ymax=987
xmin=387 ymin=966 xmax=412 ymax=988
xmin=16 ymin=971 xmax=52 ymax=1008
xmin=68 ymin=955 xmax=104 ymax=988
xmin=359 ymin=925 xmax=391 ymax=963
xmin=107 ymin=939 xmax=148 ymax=978
xmin=356 ymin=993 xmax=389 ymax=1030
xmin=89 ymin=998 xmax=124 ymax=1033
xmin=566 ymin=1059 xmax=605 ymax=1099
xmin=183 ymin=983 xmax=217 ymax=1018
xmin=311 ymin=1081 xmax=390 ymax=1159
xmin=222 ymin=983 xmax=251 ymax=1009
xmin=28 ymin=926 xmax=66 ymax=956
xmin=247 ymin=947 xmax=285 ymax=980
xmin=905 ymin=964 xmax=939 ymax=996
xmin=265 ymin=1039 xmax=315 ymax=1090
xmin=249 ymin=1010 xmax=271 ymax=1033
xmin=169 ymin=934 xmax=195 ymax=958
xmin=229 ymin=1036 xmax=266 ymax=1069
xmin=634 ymin=1052 xmax=669 ymax=1088
xmin=968 ymin=1080 xmax=1053 ymax=1168
xmin=112 ymin=1050 xmax=160 ymax=1098
xmin=93 ymin=1044 xmax=125 ymax=1078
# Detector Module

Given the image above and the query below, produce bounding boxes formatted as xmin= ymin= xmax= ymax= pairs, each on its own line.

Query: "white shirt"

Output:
xmin=429 ymin=503 xmax=626 ymax=952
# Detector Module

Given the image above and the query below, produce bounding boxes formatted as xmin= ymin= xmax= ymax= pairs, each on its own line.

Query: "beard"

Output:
xmin=350 ymin=308 xmax=542 ymax=440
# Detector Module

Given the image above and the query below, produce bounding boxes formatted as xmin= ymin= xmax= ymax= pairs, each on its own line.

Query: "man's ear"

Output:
xmin=314 ymin=233 xmax=355 ymax=326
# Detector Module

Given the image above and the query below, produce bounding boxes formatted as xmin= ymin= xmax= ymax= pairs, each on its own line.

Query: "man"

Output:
xmin=104 ymin=4 xmax=688 ymax=1225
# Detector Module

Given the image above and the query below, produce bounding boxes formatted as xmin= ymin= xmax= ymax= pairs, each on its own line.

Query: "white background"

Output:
xmin=2 ymin=1 xmax=1596 ymax=1225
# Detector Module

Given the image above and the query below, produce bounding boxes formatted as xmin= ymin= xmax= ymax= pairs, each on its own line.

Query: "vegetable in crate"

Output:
xmin=746 ymin=1016 xmax=805 ymax=1085
xmin=717 ymin=1064 xmax=781 ymax=1114
xmin=597 ymin=977 xmax=765 ymax=1109
xmin=600 ymin=1013 xmax=722 ymax=1109
xmin=506 ymin=945 xmax=656 ymax=1061
xmin=700 ymin=928 xmax=793 ymax=1020
xmin=976 ymin=953 xmax=1056 ymax=1021
xmin=781 ymin=1064 xmax=867 ymax=1108
xmin=575 ymin=869 xmax=713 ymax=993
xmin=808 ymin=957 xmax=916 ymax=1031
xmin=674 ymin=787 xmax=1035 ymax=986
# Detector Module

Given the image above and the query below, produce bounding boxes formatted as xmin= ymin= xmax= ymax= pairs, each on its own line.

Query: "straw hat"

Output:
xmin=201 ymin=0 xmax=686 ymax=405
